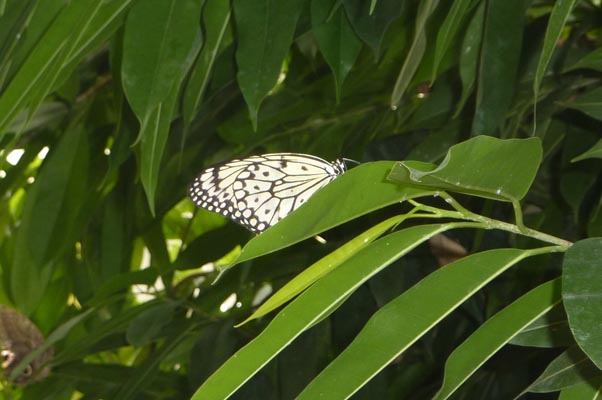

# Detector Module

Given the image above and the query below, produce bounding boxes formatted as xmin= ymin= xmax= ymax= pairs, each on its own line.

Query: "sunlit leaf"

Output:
xmin=233 ymin=0 xmax=305 ymax=128
xmin=388 ymin=136 xmax=542 ymax=202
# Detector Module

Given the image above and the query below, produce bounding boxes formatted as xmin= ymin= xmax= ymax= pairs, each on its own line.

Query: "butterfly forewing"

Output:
xmin=188 ymin=153 xmax=346 ymax=233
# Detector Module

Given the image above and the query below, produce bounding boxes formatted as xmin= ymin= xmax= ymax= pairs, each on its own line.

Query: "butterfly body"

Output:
xmin=188 ymin=153 xmax=346 ymax=233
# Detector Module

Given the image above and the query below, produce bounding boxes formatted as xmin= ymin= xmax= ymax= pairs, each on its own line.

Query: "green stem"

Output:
xmin=410 ymin=194 xmax=572 ymax=249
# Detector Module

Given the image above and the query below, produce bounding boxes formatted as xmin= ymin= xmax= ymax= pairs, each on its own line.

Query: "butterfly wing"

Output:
xmin=188 ymin=153 xmax=345 ymax=233
xmin=0 ymin=306 xmax=53 ymax=385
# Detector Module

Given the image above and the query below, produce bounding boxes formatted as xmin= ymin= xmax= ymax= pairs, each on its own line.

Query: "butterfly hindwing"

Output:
xmin=188 ymin=153 xmax=346 ymax=233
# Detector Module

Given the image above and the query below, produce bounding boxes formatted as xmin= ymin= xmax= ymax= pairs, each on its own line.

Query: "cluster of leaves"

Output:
xmin=0 ymin=0 xmax=600 ymax=399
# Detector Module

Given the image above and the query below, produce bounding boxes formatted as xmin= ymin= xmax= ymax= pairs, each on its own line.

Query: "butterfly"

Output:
xmin=0 ymin=306 xmax=53 ymax=385
xmin=188 ymin=153 xmax=347 ymax=233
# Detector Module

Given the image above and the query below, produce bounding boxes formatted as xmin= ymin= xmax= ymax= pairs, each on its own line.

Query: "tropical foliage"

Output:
xmin=0 ymin=0 xmax=600 ymax=399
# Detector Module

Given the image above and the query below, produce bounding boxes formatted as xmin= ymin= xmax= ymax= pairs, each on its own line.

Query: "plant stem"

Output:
xmin=409 ymin=194 xmax=573 ymax=248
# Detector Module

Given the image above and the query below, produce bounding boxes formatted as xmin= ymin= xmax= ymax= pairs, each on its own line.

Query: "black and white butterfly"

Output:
xmin=188 ymin=153 xmax=347 ymax=233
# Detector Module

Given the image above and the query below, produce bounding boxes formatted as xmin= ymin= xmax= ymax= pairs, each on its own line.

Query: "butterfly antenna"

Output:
xmin=342 ymin=158 xmax=361 ymax=167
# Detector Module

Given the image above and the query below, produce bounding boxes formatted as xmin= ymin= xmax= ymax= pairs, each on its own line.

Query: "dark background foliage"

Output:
xmin=0 ymin=0 xmax=600 ymax=398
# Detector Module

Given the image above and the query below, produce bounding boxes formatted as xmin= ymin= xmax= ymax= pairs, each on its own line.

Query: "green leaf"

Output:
xmin=564 ymin=47 xmax=602 ymax=73
xmin=233 ymin=161 xmax=433 ymax=266
xmin=560 ymin=171 xmax=598 ymax=219
xmin=559 ymin=376 xmax=602 ymax=400
xmin=122 ymin=0 xmax=200 ymax=117
xmin=527 ymin=346 xmax=601 ymax=393
xmin=390 ymin=0 xmax=439 ymax=108
xmin=298 ymin=247 xmax=549 ymax=399
xmin=0 ymin=0 xmax=135 ymax=137
xmin=171 ymin=224 xmax=248 ymax=271
xmin=571 ymin=139 xmax=602 ymax=162
xmin=0 ymin=1 xmax=82 ymax=136
xmin=388 ymin=136 xmax=542 ymax=202
xmin=126 ymin=302 xmax=178 ymax=347
xmin=431 ymin=0 xmax=472 ymax=82
xmin=433 ymin=279 xmax=562 ymax=400
xmin=312 ymin=0 xmax=362 ymax=102
xmin=509 ymin=303 xmax=574 ymax=348
xmin=562 ymin=238 xmax=602 ymax=370
xmin=455 ymin=1 xmax=485 ymax=117
xmin=563 ymin=86 xmax=602 ymax=121
xmin=122 ymin=0 xmax=202 ymax=214
xmin=0 ymin=1 xmax=56 ymax=87
xmin=238 ymin=214 xmax=407 ymax=325
xmin=182 ymin=0 xmax=232 ymax=127
xmin=11 ymin=123 xmax=91 ymax=315
xmin=191 ymin=224 xmax=454 ymax=400
xmin=589 ymin=199 xmax=602 ymax=238
xmin=343 ymin=0 xmax=403 ymax=59
xmin=472 ymin=0 xmax=528 ymax=135
xmin=116 ymin=324 xmax=196 ymax=400
xmin=533 ymin=0 xmax=578 ymax=102
xmin=138 ymin=83 xmax=181 ymax=215
xmin=233 ymin=0 xmax=306 ymax=128
xmin=54 ymin=301 xmax=162 ymax=365
xmin=90 ymin=268 xmax=159 ymax=305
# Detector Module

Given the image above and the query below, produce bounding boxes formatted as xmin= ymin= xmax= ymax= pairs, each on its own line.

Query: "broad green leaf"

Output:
xmin=562 ymin=238 xmax=602 ymax=370
xmin=122 ymin=0 xmax=201 ymax=214
xmin=0 ymin=1 xmax=64 ymax=88
xmin=0 ymin=0 xmax=134 ymax=137
xmin=312 ymin=0 xmax=362 ymax=102
xmin=11 ymin=123 xmax=91 ymax=315
xmin=431 ymin=0 xmax=472 ymax=82
xmin=455 ymin=1 xmax=484 ymax=117
xmin=122 ymin=0 xmax=200 ymax=117
xmin=61 ymin=0 xmax=135 ymax=70
xmin=563 ymin=86 xmax=602 ymax=121
xmin=343 ymin=0 xmax=403 ymax=59
xmin=527 ymin=346 xmax=601 ymax=393
xmin=126 ymin=302 xmax=178 ymax=347
xmin=298 ymin=247 xmax=550 ymax=399
xmin=388 ymin=136 xmax=542 ymax=202
xmin=510 ymin=303 xmax=574 ymax=348
xmin=564 ymin=47 xmax=602 ymax=73
xmin=559 ymin=377 xmax=602 ymax=400
xmin=0 ymin=0 xmax=42 ymax=87
xmin=191 ymin=224 xmax=455 ymax=400
xmin=182 ymin=0 xmax=232 ymax=126
xmin=233 ymin=0 xmax=305 ymax=128
xmin=139 ymin=84 xmax=181 ymax=215
xmin=571 ymin=139 xmax=602 ymax=162
xmin=390 ymin=0 xmax=439 ymax=108
xmin=472 ymin=0 xmax=528 ymax=135
xmin=433 ymin=279 xmax=562 ymax=400
xmin=239 ymin=214 xmax=407 ymax=325
xmin=533 ymin=0 xmax=578 ymax=101
xmin=233 ymin=161 xmax=433 ymax=266
xmin=0 ymin=1 xmax=84 ymax=137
